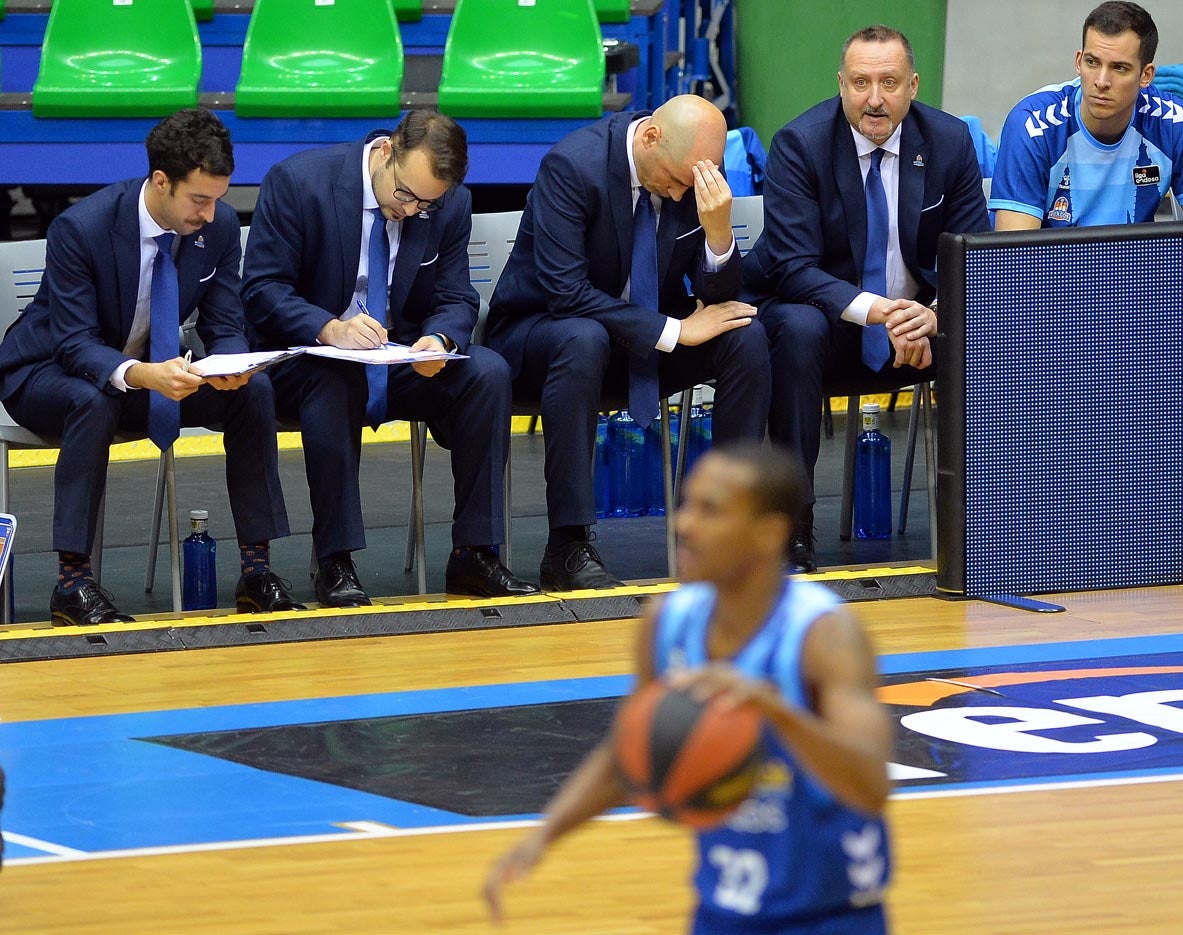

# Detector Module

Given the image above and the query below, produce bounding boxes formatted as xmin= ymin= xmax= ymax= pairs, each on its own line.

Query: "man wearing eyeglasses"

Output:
xmin=242 ymin=111 xmax=538 ymax=605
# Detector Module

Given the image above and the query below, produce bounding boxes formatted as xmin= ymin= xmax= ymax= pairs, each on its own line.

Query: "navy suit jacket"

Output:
xmin=743 ymin=97 xmax=990 ymax=319
xmin=486 ymin=110 xmax=741 ymax=377
xmin=0 ymin=177 xmax=248 ymax=402
xmin=241 ymin=133 xmax=478 ymax=352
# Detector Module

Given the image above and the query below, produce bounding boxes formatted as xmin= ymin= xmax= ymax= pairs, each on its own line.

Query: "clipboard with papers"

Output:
xmin=189 ymin=343 xmax=466 ymax=377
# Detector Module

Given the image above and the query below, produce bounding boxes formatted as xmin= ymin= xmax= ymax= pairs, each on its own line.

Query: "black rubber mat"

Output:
xmin=142 ymin=697 xmax=619 ymax=817
xmin=0 ymin=574 xmax=938 ymax=663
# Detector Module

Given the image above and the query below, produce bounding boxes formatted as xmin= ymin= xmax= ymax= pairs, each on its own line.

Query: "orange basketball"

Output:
xmin=612 ymin=679 xmax=765 ymax=828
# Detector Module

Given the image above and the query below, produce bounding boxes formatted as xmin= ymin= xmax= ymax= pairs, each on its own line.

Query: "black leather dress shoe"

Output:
xmin=445 ymin=548 xmax=541 ymax=598
xmin=539 ymin=539 xmax=624 ymax=591
xmin=235 ymin=571 xmax=307 ymax=614
xmin=788 ymin=524 xmax=817 ymax=574
xmin=314 ymin=556 xmax=371 ymax=607
xmin=49 ymin=581 xmax=135 ymax=627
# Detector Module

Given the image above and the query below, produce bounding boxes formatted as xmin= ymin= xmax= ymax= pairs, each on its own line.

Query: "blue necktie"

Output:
xmin=148 ymin=232 xmax=181 ymax=451
xmin=861 ymin=148 xmax=892 ymax=372
xmin=364 ymin=208 xmax=389 ymax=430
xmin=628 ymin=191 xmax=660 ymax=429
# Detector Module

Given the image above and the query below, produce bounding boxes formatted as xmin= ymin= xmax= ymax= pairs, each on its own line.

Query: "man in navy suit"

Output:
xmin=487 ymin=95 xmax=771 ymax=590
xmin=0 ymin=108 xmax=301 ymax=625
xmin=242 ymin=111 xmax=537 ymax=605
xmin=744 ymin=25 xmax=990 ymax=572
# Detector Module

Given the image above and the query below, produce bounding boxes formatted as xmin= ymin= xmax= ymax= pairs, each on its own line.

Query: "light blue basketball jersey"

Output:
xmin=990 ymin=79 xmax=1183 ymax=227
xmin=652 ymin=581 xmax=891 ymax=933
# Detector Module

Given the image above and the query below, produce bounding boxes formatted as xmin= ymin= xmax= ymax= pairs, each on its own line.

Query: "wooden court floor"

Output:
xmin=1 ymin=584 xmax=1182 ymax=934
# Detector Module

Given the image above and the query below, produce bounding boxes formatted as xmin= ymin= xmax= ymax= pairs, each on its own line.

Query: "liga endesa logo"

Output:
xmin=879 ymin=656 xmax=1183 ymax=788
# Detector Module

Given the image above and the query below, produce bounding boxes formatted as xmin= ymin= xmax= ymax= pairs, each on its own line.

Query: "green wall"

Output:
xmin=735 ymin=1 xmax=947 ymax=148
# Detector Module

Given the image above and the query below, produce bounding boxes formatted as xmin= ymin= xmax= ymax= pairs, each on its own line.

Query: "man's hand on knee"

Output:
xmin=677 ymin=299 xmax=757 ymax=347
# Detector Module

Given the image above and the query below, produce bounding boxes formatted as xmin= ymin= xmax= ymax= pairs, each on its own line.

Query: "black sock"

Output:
xmin=239 ymin=543 xmax=270 ymax=578
xmin=547 ymin=526 xmax=587 ymax=553
xmin=57 ymin=552 xmax=93 ymax=592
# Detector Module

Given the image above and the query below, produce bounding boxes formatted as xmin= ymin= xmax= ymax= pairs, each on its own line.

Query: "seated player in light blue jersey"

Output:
xmin=992 ymin=2 xmax=1183 ymax=230
xmin=484 ymin=443 xmax=894 ymax=935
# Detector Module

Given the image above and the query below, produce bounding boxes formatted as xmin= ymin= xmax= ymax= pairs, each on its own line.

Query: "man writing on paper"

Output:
xmin=242 ymin=111 xmax=537 ymax=605
xmin=0 ymin=108 xmax=302 ymax=625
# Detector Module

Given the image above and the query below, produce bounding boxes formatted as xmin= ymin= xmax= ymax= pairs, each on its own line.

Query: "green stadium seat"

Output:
xmin=32 ymin=0 xmax=201 ymax=118
xmin=235 ymin=0 xmax=404 ymax=118
xmin=595 ymin=0 xmax=630 ymax=24
xmin=190 ymin=0 xmax=214 ymax=23
xmin=438 ymin=0 xmax=605 ymax=118
xmin=390 ymin=0 xmax=423 ymax=24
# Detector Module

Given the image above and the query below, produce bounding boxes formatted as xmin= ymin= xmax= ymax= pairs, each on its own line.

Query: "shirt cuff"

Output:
xmin=703 ymin=237 xmax=735 ymax=271
xmin=841 ymin=292 xmax=878 ymax=326
xmin=110 ymin=360 xmax=137 ymax=392
xmin=656 ymin=316 xmax=681 ymax=353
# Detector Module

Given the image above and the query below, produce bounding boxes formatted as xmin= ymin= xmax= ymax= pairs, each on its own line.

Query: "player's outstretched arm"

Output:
xmin=483 ymin=603 xmax=663 ymax=922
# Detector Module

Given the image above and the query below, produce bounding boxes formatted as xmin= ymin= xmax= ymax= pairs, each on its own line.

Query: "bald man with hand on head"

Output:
xmin=487 ymin=95 xmax=771 ymax=591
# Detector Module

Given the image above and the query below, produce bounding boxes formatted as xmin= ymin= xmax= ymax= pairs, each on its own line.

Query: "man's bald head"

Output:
xmin=633 ymin=94 xmax=726 ymax=200
xmin=649 ymin=94 xmax=728 ymax=164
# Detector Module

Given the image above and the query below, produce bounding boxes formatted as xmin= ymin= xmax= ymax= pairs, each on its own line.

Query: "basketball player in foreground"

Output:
xmin=484 ymin=443 xmax=895 ymax=933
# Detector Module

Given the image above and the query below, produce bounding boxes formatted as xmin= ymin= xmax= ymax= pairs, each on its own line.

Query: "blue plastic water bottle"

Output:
xmin=182 ymin=509 xmax=217 ymax=610
xmin=854 ymin=403 xmax=892 ymax=539
xmin=683 ymin=394 xmax=713 ymax=477
xmin=607 ymin=410 xmax=645 ymax=517
xmin=594 ymin=414 xmax=610 ymax=519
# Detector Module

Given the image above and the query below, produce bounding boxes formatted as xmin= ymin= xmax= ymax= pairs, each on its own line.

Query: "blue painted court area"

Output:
xmin=3 ymin=634 xmax=1183 ymax=866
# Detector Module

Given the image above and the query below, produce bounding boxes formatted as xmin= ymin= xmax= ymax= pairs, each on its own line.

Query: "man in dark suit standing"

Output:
xmin=744 ymin=25 xmax=990 ymax=572
xmin=242 ymin=111 xmax=537 ymax=605
xmin=0 ymin=108 xmax=302 ymax=625
xmin=487 ymin=95 xmax=770 ymax=590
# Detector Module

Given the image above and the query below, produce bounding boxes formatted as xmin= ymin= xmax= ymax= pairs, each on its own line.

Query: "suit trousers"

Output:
xmin=511 ymin=316 xmax=771 ymax=530
xmin=269 ymin=347 xmax=512 ymax=557
xmin=5 ymin=363 xmax=290 ymax=554
xmin=757 ymin=299 xmax=932 ymax=507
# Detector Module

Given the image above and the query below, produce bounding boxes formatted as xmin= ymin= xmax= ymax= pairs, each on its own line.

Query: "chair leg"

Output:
xmin=898 ymin=387 xmax=922 ymax=534
xmin=921 ymin=383 xmax=938 ymax=561
xmin=0 ymin=441 xmax=10 ymax=623
xmin=660 ymin=397 xmax=676 ymax=577
xmin=92 ymin=492 xmax=106 ymax=583
xmin=404 ymin=421 xmax=428 ymax=575
xmin=502 ymin=442 xmax=512 ymax=569
xmin=408 ymin=421 xmax=427 ymax=595
xmin=823 ymin=396 xmax=834 ymax=440
xmin=887 ymin=390 xmax=900 ymax=412
xmin=164 ymin=447 xmax=181 ymax=612
xmin=144 ymin=451 xmax=168 ymax=592
xmin=526 ymin=414 xmax=539 ymax=435
xmin=671 ymin=390 xmax=691 ymax=504
xmin=839 ymin=395 xmax=859 ymax=541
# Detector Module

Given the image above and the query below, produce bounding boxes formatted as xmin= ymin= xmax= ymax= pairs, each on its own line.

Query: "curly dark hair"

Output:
xmin=145 ymin=108 xmax=234 ymax=191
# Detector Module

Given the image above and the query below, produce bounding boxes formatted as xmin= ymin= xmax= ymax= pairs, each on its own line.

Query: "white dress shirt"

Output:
xmin=624 ymin=118 xmax=735 ymax=353
xmin=841 ymin=122 xmax=920 ymax=326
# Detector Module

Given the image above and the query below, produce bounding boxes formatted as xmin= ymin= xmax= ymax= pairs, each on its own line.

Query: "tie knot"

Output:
xmin=869 ymin=148 xmax=885 ymax=170
xmin=154 ymin=232 xmax=175 ymax=253
xmin=370 ymin=207 xmax=385 ymax=221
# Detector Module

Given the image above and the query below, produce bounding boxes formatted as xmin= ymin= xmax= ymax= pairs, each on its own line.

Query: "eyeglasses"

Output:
xmin=391 ymin=167 xmax=443 ymax=213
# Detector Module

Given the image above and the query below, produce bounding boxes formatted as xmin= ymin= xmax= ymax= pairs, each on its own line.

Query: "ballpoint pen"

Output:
xmin=183 ymin=348 xmax=193 ymax=372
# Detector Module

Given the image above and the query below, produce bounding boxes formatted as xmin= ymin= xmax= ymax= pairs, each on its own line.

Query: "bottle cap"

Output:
xmin=189 ymin=509 xmax=209 ymax=521
xmin=861 ymin=402 xmax=881 ymax=414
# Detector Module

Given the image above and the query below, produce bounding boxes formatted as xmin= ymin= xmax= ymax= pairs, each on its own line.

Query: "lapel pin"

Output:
xmin=913 ymin=154 xmax=925 ymax=167
xmin=194 ymin=235 xmax=205 ymax=248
